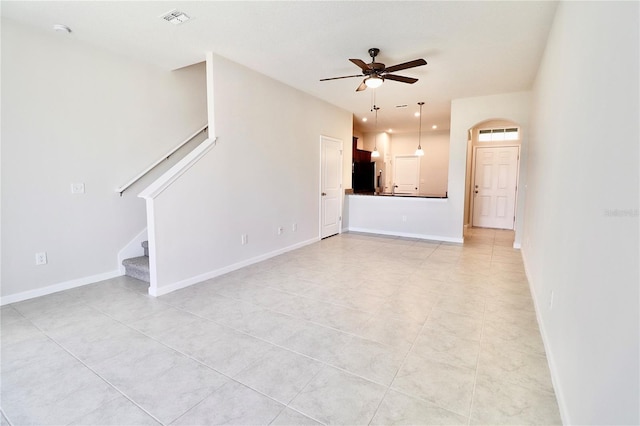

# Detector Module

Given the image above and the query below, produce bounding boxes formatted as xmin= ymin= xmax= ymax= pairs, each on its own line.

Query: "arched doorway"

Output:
xmin=464 ymin=119 xmax=521 ymax=230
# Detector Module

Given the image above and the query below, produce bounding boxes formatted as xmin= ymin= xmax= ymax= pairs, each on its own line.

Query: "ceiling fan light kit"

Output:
xmin=365 ymin=76 xmax=383 ymax=89
xmin=320 ymin=47 xmax=427 ymax=92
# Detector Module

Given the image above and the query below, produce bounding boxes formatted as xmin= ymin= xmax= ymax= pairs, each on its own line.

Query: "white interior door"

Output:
xmin=393 ymin=156 xmax=420 ymax=194
xmin=472 ymin=146 xmax=519 ymax=229
xmin=320 ymin=136 xmax=342 ymax=238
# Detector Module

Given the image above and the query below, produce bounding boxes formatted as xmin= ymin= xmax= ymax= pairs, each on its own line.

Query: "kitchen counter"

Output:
xmin=351 ymin=192 xmax=448 ymax=199
xmin=345 ymin=193 xmax=462 ymax=243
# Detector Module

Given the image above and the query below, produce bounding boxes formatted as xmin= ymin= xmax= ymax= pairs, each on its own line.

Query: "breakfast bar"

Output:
xmin=345 ymin=192 xmax=463 ymax=243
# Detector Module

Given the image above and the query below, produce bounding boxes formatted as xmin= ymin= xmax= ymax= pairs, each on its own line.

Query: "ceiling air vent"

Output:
xmin=160 ymin=10 xmax=191 ymax=25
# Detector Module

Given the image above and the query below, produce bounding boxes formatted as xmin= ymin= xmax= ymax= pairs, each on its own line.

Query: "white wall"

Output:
xmin=387 ymin=131 xmax=450 ymax=196
xmin=148 ymin=52 xmax=352 ymax=293
xmin=347 ymin=195 xmax=458 ymax=242
xmin=450 ymin=91 xmax=532 ymax=246
xmin=0 ymin=19 xmax=207 ymax=301
xmin=524 ymin=2 xmax=639 ymax=424
xmin=361 ymin=131 xmax=390 ymax=191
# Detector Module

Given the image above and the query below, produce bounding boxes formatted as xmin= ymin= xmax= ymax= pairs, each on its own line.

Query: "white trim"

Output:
xmin=0 ymin=270 xmax=122 ymax=306
xmin=149 ymin=237 xmax=319 ymax=297
xmin=116 ymin=228 xmax=148 ymax=274
xmin=521 ymin=248 xmax=570 ymax=425
xmin=347 ymin=227 xmax=464 ymax=244
xmin=145 ymin=198 xmax=159 ymax=293
xmin=138 ymin=137 xmax=217 ymax=200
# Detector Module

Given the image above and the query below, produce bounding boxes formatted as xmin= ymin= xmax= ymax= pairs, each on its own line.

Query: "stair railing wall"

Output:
xmin=116 ymin=124 xmax=208 ymax=196
xmin=137 ymin=137 xmax=218 ymax=295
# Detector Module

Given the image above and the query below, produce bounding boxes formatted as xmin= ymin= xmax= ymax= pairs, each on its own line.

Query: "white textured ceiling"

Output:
xmin=1 ymin=1 xmax=558 ymax=133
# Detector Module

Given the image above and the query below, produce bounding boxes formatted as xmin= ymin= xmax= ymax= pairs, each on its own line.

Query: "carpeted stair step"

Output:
xmin=122 ymin=256 xmax=150 ymax=282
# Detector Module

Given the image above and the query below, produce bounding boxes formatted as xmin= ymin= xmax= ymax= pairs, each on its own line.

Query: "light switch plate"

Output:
xmin=35 ymin=252 xmax=47 ymax=265
xmin=71 ymin=183 xmax=85 ymax=194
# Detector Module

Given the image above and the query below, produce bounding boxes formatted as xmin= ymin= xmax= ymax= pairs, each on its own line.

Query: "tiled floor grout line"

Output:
xmin=12 ymin=307 xmax=167 ymax=426
xmin=0 ymin=409 xmax=12 ymax=426
xmin=89 ymin=292 xmax=398 ymax=425
xmin=135 ymin=240 xmax=460 ymax=425
xmin=3 ymin=229 xmax=560 ymax=425
xmin=366 ymin=245 xmax=473 ymax=424
xmin=467 ymin=290 xmax=488 ymax=426
xmin=47 ymin=297 xmax=311 ymax=425
xmin=366 ymin=306 xmax=434 ymax=425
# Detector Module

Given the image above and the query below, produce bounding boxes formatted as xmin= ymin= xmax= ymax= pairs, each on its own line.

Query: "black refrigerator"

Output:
xmin=353 ymin=162 xmax=375 ymax=193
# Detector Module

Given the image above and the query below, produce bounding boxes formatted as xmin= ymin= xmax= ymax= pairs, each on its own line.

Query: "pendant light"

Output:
xmin=415 ymin=101 xmax=425 ymax=156
xmin=371 ymin=105 xmax=380 ymax=158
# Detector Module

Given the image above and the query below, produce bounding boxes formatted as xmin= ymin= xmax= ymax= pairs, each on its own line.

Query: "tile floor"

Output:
xmin=1 ymin=228 xmax=562 ymax=425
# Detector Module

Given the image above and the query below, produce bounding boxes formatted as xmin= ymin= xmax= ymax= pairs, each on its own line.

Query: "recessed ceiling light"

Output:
xmin=414 ymin=112 xmax=420 ymax=117
xmin=160 ymin=10 xmax=191 ymax=25
xmin=53 ymin=24 xmax=71 ymax=33
xmin=388 ymin=128 xmax=393 ymax=133
xmin=362 ymin=117 xmax=368 ymax=122
xmin=432 ymin=125 xmax=438 ymax=129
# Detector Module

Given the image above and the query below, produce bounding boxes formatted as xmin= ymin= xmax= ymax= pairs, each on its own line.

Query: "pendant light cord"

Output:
xmin=415 ymin=101 xmax=425 ymax=156
xmin=419 ymin=103 xmax=422 ymax=148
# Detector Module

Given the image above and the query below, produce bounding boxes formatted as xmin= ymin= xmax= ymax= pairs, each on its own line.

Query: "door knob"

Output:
xmin=475 ymin=190 xmax=478 ymax=194
xmin=322 ymin=192 xmax=327 ymax=196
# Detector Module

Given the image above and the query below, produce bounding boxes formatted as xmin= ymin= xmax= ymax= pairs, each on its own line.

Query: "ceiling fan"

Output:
xmin=320 ymin=48 xmax=427 ymax=92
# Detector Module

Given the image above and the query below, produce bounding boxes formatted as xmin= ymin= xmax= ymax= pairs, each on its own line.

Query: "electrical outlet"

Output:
xmin=292 ymin=223 xmax=297 ymax=232
xmin=277 ymin=226 xmax=284 ymax=235
xmin=35 ymin=252 xmax=47 ymax=265
xmin=402 ymin=215 xmax=407 ymax=222
xmin=240 ymin=234 xmax=248 ymax=245
xmin=71 ymin=183 xmax=85 ymax=194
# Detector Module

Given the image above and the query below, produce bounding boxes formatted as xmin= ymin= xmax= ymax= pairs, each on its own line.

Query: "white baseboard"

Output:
xmin=347 ymin=227 xmax=464 ymax=244
xmin=149 ymin=237 xmax=320 ymax=297
xmin=0 ymin=270 xmax=122 ymax=306
xmin=520 ymin=248 xmax=570 ymax=425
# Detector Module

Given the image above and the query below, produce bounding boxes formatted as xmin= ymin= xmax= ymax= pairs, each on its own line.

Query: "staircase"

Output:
xmin=122 ymin=241 xmax=150 ymax=282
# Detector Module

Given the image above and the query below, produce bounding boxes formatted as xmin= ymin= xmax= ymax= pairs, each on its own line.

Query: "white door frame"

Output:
xmin=470 ymin=144 xmax=521 ymax=229
xmin=319 ymin=135 xmax=343 ymax=239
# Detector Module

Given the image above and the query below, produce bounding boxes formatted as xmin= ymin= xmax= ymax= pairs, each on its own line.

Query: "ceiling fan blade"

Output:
xmin=383 ymin=58 xmax=427 ymax=73
xmin=384 ymin=74 xmax=418 ymax=84
xmin=356 ymin=81 xmax=367 ymax=92
xmin=320 ymin=75 xmax=362 ymax=81
xmin=349 ymin=59 xmax=370 ymax=71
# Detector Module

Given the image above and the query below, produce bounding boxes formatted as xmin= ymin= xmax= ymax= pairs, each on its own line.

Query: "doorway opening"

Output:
xmin=464 ymin=119 xmax=521 ymax=230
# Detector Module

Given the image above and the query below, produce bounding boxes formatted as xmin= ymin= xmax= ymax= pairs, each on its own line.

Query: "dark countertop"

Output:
xmin=350 ymin=192 xmax=448 ymax=199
